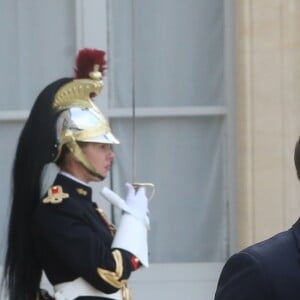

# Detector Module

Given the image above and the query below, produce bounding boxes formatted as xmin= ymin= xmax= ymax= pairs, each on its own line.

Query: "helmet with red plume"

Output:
xmin=3 ymin=48 xmax=117 ymax=300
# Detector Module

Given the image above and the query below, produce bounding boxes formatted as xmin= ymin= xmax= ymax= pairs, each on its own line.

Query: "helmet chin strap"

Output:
xmin=80 ymin=162 xmax=105 ymax=181
xmin=66 ymin=139 xmax=106 ymax=182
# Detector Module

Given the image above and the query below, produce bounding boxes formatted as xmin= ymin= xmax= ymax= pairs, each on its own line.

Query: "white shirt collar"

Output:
xmin=59 ymin=171 xmax=90 ymax=187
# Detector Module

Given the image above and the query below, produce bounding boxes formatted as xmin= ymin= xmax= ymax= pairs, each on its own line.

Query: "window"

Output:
xmin=108 ymin=0 xmax=235 ymax=263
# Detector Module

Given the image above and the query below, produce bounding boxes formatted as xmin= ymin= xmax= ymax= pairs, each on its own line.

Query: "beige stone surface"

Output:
xmin=236 ymin=0 xmax=300 ymax=249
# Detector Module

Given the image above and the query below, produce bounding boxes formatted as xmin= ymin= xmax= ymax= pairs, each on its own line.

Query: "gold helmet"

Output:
xmin=53 ymin=49 xmax=119 ymax=177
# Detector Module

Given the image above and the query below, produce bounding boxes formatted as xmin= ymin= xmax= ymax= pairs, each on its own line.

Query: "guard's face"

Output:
xmin=81 ymin=143 xmax=115 ymax=181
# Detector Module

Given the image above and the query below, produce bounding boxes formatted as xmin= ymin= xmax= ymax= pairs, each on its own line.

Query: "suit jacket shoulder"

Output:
xmin=215 ymin=219 xmax=300 ymax=300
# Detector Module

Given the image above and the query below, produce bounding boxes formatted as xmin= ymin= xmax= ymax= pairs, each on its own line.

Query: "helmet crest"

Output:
xmin=53 ymin=48 xmax=106 ymax=112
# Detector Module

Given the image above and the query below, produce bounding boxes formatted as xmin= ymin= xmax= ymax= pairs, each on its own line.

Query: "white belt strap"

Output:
xmin=54 ymin=277 xmax=122 ymax=300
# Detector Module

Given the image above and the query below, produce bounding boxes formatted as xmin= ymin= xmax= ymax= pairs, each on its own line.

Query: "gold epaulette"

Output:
xmin=43 ymin=185 xmax=69 ymax=204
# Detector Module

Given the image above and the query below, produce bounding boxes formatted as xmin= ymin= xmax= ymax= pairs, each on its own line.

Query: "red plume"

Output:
xmin=74 ymin=48 xmax=107 ymax=79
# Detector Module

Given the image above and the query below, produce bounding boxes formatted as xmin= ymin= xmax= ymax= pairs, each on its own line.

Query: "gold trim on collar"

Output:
xmin=76 ymin=188 xmax=88 ymax=196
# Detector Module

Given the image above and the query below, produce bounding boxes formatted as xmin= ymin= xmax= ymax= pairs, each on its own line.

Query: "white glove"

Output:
xmin=125 ymin=183 xmax=149 ymax=224
xmin=101 ymin=183 xmax=150 ymax=228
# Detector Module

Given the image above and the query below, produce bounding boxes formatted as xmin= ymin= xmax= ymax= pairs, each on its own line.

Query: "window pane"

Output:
xmin=109 ymin=0 xmax=225 ymax=108
xmin=110 ymin=117 xmax=227 ymax=262
xmin=0 ymin=0 xmax=76 ymax=110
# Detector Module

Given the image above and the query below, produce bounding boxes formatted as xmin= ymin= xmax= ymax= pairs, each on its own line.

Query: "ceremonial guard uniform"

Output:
xmin=4 ymin=49 xmax=150 ymax=300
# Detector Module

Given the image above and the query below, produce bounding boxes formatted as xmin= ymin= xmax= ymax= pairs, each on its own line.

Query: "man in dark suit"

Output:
xmin=214 ymin=137 xmax=300 ymax=300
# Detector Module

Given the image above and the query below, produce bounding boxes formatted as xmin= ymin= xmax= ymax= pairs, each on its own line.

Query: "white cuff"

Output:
xmin=112 ymin=213 xmax=149 ymax=267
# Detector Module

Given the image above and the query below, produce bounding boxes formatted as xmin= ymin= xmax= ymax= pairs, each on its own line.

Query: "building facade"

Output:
xmin=1 ymin=0 xmax=300 ymax=299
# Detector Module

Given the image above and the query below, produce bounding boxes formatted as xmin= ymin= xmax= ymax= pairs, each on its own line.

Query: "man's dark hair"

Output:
xmin=294 ymin=137 xmax=300 ymax=180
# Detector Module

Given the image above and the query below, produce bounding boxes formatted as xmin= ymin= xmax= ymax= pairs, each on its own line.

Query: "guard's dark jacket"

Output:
xmin=33 ymin=174 xmax=138 ymax=300
xmin=214 ymin=218 xmax=300 ymax=300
